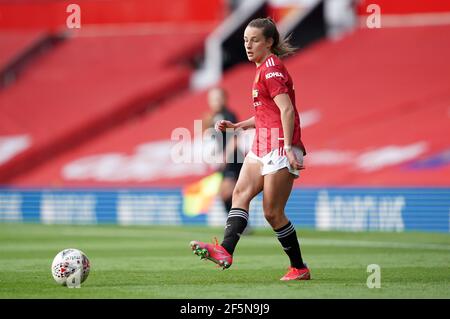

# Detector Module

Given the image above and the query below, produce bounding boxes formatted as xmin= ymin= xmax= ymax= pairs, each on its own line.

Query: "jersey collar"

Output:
xmin=257 ymin=53 xmax=275 ymax=69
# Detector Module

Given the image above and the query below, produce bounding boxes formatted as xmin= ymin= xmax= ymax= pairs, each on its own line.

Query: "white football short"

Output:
xmin=246 ymin=146 xmax=304 ymax=178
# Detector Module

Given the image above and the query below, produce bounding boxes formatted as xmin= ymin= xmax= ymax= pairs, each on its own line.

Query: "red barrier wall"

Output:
xmin=0 ymin=0 xmax=225 ymax=30
xmin=9 ymin=25 xmax=450 ymax=187
xmin=357 ymin=0 xmax=450 ymax=15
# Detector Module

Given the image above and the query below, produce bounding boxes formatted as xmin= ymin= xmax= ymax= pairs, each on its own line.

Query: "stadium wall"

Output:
xmin=0 ymin=188 xmax=448 ymax=233
xmin=0 ymin=0 xmax=225 ymax=29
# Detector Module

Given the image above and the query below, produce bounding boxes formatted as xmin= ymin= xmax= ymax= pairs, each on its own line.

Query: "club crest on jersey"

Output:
xmin=252 ymin=89 xmax=259 ymax=98
xmin=265 ymin=72 xmax=284 ymax=79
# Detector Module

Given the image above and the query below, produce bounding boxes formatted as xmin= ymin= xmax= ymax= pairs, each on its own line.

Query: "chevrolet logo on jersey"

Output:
xmin=252 ymin=89 xmax=258 ymax=98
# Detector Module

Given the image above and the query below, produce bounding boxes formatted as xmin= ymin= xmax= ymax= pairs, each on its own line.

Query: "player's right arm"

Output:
xmin=215 ymin=116 xmax=255 ymax=132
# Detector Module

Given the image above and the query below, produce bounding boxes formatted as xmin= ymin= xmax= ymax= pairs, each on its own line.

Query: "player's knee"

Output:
xmin=263 ymin=209 xmax=281 ymax=226
xmin=232 ymin=187 xmax=252 ymax=204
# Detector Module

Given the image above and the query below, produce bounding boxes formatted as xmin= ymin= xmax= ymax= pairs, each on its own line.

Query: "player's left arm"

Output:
xmin=274 ymin=94 xmax=304 ymax=170
xmin=265 ymin=65 xmax=304 ymax=170
xmin=274 ymin=93 xmax=295 ymax=149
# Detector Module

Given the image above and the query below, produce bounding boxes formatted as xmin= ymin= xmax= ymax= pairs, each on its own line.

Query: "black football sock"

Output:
xmin=274 ymin=221 xmax=305 ymax=269
xmin=221 ymin=208 xmax=248 ymax=255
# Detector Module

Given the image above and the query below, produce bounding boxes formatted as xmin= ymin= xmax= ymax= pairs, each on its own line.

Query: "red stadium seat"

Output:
xmin=7 ymin=25 xmax=450 ymax=187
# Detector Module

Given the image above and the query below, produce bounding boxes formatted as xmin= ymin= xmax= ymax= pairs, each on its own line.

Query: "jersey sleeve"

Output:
xmin=263 ymin=65 xmax=289 ymax=99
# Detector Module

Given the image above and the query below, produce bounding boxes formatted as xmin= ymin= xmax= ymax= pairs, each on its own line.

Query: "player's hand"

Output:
xmin=215 ymin=120 xmax=236 ymax=132
xmin=285 ymin=149 xmax=305 ymax=170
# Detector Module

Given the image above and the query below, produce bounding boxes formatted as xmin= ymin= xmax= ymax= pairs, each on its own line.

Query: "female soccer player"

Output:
xmin=191 ymin=17 xmax=310 ymax=281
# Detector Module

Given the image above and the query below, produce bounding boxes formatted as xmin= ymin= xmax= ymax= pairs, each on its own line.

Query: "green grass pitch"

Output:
xmin=0 ymin=223 xmax=449 ymax=299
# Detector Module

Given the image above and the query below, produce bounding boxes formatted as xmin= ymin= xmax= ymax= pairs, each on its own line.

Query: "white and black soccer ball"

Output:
xmin=51 ymin=248 xmax=90 ymax=286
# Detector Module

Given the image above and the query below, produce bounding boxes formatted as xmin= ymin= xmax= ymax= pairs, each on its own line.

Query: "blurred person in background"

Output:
xmin=191 ymin=17 xmax=310 ymax=281
xmin=202 ymin=88 xmax=249 ymax=231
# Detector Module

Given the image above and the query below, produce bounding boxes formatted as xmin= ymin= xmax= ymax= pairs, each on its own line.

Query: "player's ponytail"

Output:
xmin=247 ymin=17 xmax=296 ymax=58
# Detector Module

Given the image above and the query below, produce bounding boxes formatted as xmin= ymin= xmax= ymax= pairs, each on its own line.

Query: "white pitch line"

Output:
xmin=302 ymin=238 xmax=450 ymax=251
xmin=57 ymin=230 xmax=449 ymax=251
xmin=249 ymin=237 xmax=450 ymax=251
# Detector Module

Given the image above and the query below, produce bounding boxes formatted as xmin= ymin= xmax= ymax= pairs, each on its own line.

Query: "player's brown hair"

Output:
xmin=247 ymin=17 xmax=296 ymax=58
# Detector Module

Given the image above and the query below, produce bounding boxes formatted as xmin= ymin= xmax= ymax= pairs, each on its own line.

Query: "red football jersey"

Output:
xmin=251 ymin=54 xmax=306 ymax=157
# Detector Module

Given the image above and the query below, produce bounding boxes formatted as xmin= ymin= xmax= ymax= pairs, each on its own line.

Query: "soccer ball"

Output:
xmin=51 ymin=248 xmax=90 ymax=286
